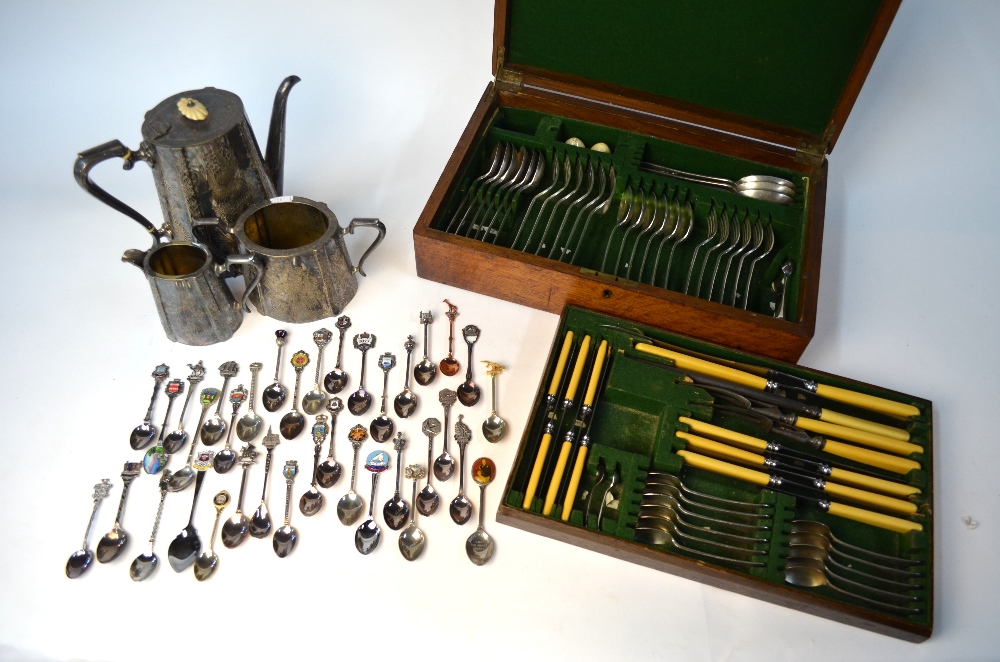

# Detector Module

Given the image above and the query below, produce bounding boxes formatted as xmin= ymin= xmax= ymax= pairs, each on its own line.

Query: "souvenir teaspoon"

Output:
xmin=250 ymin=428 xmax=281 ymax=538
xmin=167 ymin=451 xmax=213 ymax=572
xmin=168 ymin=388 xmax=218 ymax=492
xmin=466 ymin=457 xmax=497 ymax=566
xmin=394 ymin=336 xmax=418 ymax=417
xmin=416 ymin=418 xmax=442 ymax=516
xmin=324 ymin=315 xmax=352 ymax=393
xmin=370 ymin=352 xmax=396 ymax=442
xmin=96 ymin=462 xmax=141 ymax=563
xmin=262 ymin=329 xmax=288 ymax=412
xmin=383 ymin=432 xmax=409 ymax=530
xmin=303 ymin=328 xmax=332 ymax=414
xmin=129 ymin=471 xmax=171 ymax=581
xmin=316 ymin=397 xmax=344 ymax=488
xmin=214 ymin=385 xmax=248 ymax=473
xmin=440 ymin=300 xmax=460 ymax=376
xmin=221 ymin=443 xmax=260 ymax=547
xmin=356 ymin=450 xmax=390 ymax=555
xmin=299 ymin=414 xmax=328 ymax=516
xmin=66 ymin=479 xmax=112 ymax=578
xmin=201 ymin=361 xmax=239 ymax=444
xmin=143 ymin=379 xmax=183 ymax=474
xmin=280 ymin=351 xmax=310 ymax=439
xmin=194 ymin=490 xmax=230 ymax=581
xmin=337 ymin=425 xmax=369 ymax=525
xmin=457 ymin=325 xmax=482 ymax=406
xmin=164 ymin=361 xmax=206 ymax=454
xmin=433 ymin=389 xmax=457 ymax=481
xmin=398 ymin=465 xmax=427 ymax=561
xmin=236 ymin=362 xmax=264 ymax=441
xmin=273 ymin=460 xmax=300 ymax=558
xmin=348 ymin=332 xmax=376 ymax=415
xmin=481 ymin=361 xmax=508 ymax=442
xmin=413 ymin=311 xmax=437 ymax=386
xmin=130 ymin=364 xmax=169 ymax=450
xmin=449 ymin=415 xmax=473 ymax=524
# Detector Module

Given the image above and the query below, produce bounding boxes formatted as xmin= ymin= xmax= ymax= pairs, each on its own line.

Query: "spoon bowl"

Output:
xmin=416 ymin=484 xmax=440 ymax=516
xmin=302 ymin=390 xmax=326 ymax=415
xmin=440 ymin=357 xmax=460 ymax=376
xmin=273 ymin=525 xmax=298 ymax=558
xmin=465 ymin=528 xmax=495 ymax=566
xmin=433 ymin=451 xmax=455 ymax=481
xmin=316 ymin=463 xmax=343 ymax=488
xmin=383 ymin=497 xmax=409 ymax=530
xmin=129 ymin=553 xmax=157 ymax=581
xmin=482 ymin=414 xmax=506 ymax=442
xmin=214 ymin=448 xmax=237 ymax=473
xmin=236 ymin=413 xmax=262 ymax=442
xmin=399 ymin=524 xmax=426 ymax=560
xmin=337 ymin=492 xmax=365 ymax=525
xmin=279 ymin=411 xmax=305 ymax=439
xmin=394 ymin=390 xmax=417 ymax=418
xmin=129 ymin=423 xmax=156 ymax=450
xmin=200 ymin=415 xmax=227 ymax=445
xmin=413 ymin=360 xmax=436 ymax=386
xmin=163 ymin=429 xmax=188 ymax=455
xmin=250 ymin=504 xmax=271 ymax=538
xmin=457 ymin=382 xmax=480 ymax=407
xmin=262 ymin=383 xmax=287 ymax=412
xmin=167 ymin=526 xmax=201 ymax=572
xmin=299 ymin=488 xmax=324 ymax=516
xmin=355 ymin=518 xmax=381 ymax=554
xmin=370 ymin=416 xmax=394 ymax=442
xmin=96 ymin=526 xmax=128 ymax=563
xmin=192 ymin=552 xmax=218 ymax=581
xmin=450 ymin=495 xmax=472 ymax=524
xmin=168 ymin=467 xmax=194 ymax=492
xmin=221 ymin=513 xmax=249 ymax=548
xmin=348 ymin=389 xmax=372 ymax=415
xmin=65 ymin=550 xmax=94 ymax=579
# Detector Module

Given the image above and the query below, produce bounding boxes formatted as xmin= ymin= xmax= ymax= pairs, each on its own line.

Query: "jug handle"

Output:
xmin=223 ymin=254 xmax=263 ymax=314
xmin=74 ymin=139 xmax=163 ymax=245
xmin=343 ymin=218 xmax=386 ymax=277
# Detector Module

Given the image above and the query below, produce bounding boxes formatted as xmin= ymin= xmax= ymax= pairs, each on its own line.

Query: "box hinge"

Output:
xmin=795 ymin=142 xmax=826 ymax=167
xmin=495 ymin=47 xmax=523 ymax=94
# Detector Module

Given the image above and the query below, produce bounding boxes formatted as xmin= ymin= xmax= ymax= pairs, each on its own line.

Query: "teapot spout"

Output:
xmin=122 ymin=248 xmax=148 ymax=269
xmin=264 ymin=75 xmax=301 ymax=196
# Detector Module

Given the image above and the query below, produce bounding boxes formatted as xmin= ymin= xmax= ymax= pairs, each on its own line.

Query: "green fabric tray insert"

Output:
xmin=506 ymin=0 xmax=883 ymax=140
xmin=504 ymin=306 xmax=931 ymax=625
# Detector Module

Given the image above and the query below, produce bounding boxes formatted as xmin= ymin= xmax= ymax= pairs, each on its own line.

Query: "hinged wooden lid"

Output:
xmin=493 ymin=0 xmax=900 ymax=156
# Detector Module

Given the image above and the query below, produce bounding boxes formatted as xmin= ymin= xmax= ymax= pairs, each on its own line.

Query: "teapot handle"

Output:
xmin=74 ymin=139 xmax=163 ymax=244
xmin=343 ymin=218 xmax=386 ymax=277
xmin=223 ymin=254 xmax=264 ymax=314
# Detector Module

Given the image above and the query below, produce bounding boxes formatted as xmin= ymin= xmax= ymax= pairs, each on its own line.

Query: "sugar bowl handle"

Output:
xmin=343 ymin=218 xmax=386 ymax=277
xmin=223 ymin=254 xmax=264 ymax=313
xmin=74 ymin=139 xmax=163 ymax=244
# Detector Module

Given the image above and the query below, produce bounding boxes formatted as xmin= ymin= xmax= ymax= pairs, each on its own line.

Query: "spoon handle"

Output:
xmin=260 ymin=449 xmax=274 ymax=500
xmin=425 ymin=436 xmax=434 ymax=488
xmin=175 ymin=379 xmax=198 ymax=431
xmin=410 ymin=480 xmax=418 ymax=524
xmin=272 ymin=333 xmax=286 ymax=382
xmin=349 ymin=444 xmax=361 ymax=491
xmin=215 ymin=376 xmax=231 ymax=416
xmin=247 ymin=363 xmax=261 ymax=414
xmin=358 ymin=349 xmax=368 ymax=391
xmin=326 ymin=414 xmax=339 ymax=459
xmin=491 ymin=372 xmax=499 ymax=415
xmin=147 ymin=487 xmax=168 ymax=553
xmin=208 ymin=509 xmax=223 ymax=554
xmin=283 ymin=480 xmax=293 ymax=526
xmin=464 ymin=342 xmax=474 ymax=381
xmin=312 ymin=443 xmax=321 ymax=488
xmin=157 ymin=389 xmax=180 ymax=442
xmin=143 ymin=374 xmax=167 ymax=424
xmin=421 ymin=314 xmax=431 ymax=361
xmin=335 ymin=325 xmax=347 ymax=369
xmin=367 ymin=474 xmax=381 ymax=517
xmin=403 ymin=337 xmax=415 ymax=389
xmin=478 ymin=483 xmax=487 ymax=528
xmin=237 ymin=465 xmax=250 ymax=512
xmin=189 ymin=470 xmax=207 ymax=526
xmin=114 ymin=467 xmax=139 ymax=525
xmin=82 ymin=480 xmax=111 ymax=548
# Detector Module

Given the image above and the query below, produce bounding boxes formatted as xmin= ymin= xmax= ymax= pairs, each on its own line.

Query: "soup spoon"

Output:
xmin=399 ymin=465 xmax=427 ymax=561
xmin=324 ymin=316 xmax=352 ymax=394
xmin=221 ymin=443 xmax=259 ymax=548
xmin=129 ymin=471 xmax=171 ymax=581
xmin=250 ymin=428 xmax=281 ymax=538
xmin=96 ymin=462 xmax=142 ymax=563
xmin=356 ymin=450 xmax=390 ymax=554
xmin=201 ymin=361 xmax=239 ymax=445
xmin=66 ymin=478 xmax=112 ymax=578
xmin=416 ymin=418 xmax=442 ymax=516
xmin=316 ymin=398 xmax=344 ymax=488
xmin=413 ymin=311 xmax=437 ymax=386
xmin=456 ymin=325 xmax=481 ymax=407
xmin=130 ymin=364 xmax=169 ymax=450
xmin=394 ymin=336 xmax=418 ymax=418
xmin=466 ymin=457 xmax=497 ymax=566
xmin=439 ymin=300 xmax=460 ymax=376
xmin=303 ymin=328 xmax=332 ymax=415
xmin=280 ymin=351 xmax=310 ymax=439
xmin=163 ymin=361 xmax=205 ymax=454
xmin=337 ymin=425 xmax=369 ymax=525
xmin=370 ymin=352 xmax=396 ymax=442
xmin=273 ymin=460 xmax=300 ymax=558
xmin=347 ymin=333 xmax=376 ymax=415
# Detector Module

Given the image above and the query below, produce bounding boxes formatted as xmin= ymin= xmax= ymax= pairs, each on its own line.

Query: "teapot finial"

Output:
xmin=177 ymin=98 xmax=208 ymax=121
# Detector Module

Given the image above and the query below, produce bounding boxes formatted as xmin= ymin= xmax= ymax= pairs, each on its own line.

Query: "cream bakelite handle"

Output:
xmin=561 ymin=447 xmax=589 ymax=522
xmin=815 ymin=384 xmax=921 ymax=419
xmin=584 ymin=341 xmax=608 ymax=407
xmin=795 ymin=418 xmax=922 ymax=456
xmin=818 ymin=409 xmax=911 ymax=442
xmin=565 ymin=335 xmax=592 ymax=403
xmin=543 ymin=442 xmax=573 ymax=516
xmin=548 ymin=331 xmax=574 ymax=397
xmin=821 ymin=440 xmax=921 ymax=475
xmin=635 ymin=343 xmax=768 ymax=391
xmin=522 ymin=433 xmax=552 ymax=510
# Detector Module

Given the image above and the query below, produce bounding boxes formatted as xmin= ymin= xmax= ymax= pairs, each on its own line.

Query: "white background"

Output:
xmin=1 ymin=1 xmax=998 ymax=660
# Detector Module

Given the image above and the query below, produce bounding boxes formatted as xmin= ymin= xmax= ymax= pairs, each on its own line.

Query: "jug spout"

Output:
xmin=122 ymin=248 xmax=148 ymax=269
xmin=264 ymin=75 xmax=301 ymax=196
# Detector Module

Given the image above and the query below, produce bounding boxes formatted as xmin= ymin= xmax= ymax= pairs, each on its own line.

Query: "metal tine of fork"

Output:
xmin=478 ymin=149 xmax=540 ymax=241
xmin=684 ymin=203 xmax=718 ymax=295
xmin=444 ymin=143 xmax=505 ymax=234
xmin=636 ymin=515 xmax=769 ymax=556
xmin=741 ymin=220 xmax=775 ymax=309
xmin=694 ymin=207 xmax=729 ymax=298
xmin=625 ymin=188 xmax=660 ymax=280
xmin=464 ymin=146 xmax=527 ymax=237
xmin=596 ymin=462 xmax=621 ymax=531
xmin=730 ymin=214 xmax=764 ymax=306
xmin=547 ymin=160 xmax=596 ymax=259
xmin=534 ymin=156 xmax=585 ymax=255
xmin=716 ymin=210 xmax=752 ymax=302
xmin=583 ymin=458 xmax=607 ymax=529
xmin=786 ymin=546 xmax=923 ymax=591
xmin=570 ymin=167 xmax=616 ymax=265
xmin=561 ymin=163 xmax=608 ymax=262
xmin=634 ymin=526 xmax=768 ymax=567
xmin=641 ymin=492 xmax=771 ymax=532
xmin=638 ymin=503 xmax=768 ymax=545
xmin=518 ymin=154 xmax=572 ymax=252
xmin=487 ymin=150 xmax=547 ymax=244
xmin=637 ymin=192 xmax=668 ymax=280
xmin=662 ymin=201 xmax=694 ymax=289
xmin=646 ymin=471 xmax=773 ymax=510
xmin=599 ymin=184 xmax=635 ymax=272
xmin=612 ymin=188 xmax=648 ymax=276
xmin=511 ymin=152 xmax=560 ymax=249
xmin=643 ymin=484 xmax=772 ymax=521
xmin=649 ymin=196 xmax=680 ymax=286
xmin=705 ymin=208 xmax=740 ymax=300
xmin=452 ymin=144 xmax=514 ymax=235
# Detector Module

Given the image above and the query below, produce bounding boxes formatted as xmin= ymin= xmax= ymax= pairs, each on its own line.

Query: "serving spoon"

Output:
xmin=303 ymin=328 xmax=332 ymax=415
xmin=130 ymin=364 xmax=169 ymax=450
xmin=96 ymin=462 xmax=142 ymax=563
xmin=347 ymin=333 xmax=376 ymax=415
xmin=370 ymin=352 xmax=396 ymax=442
xmin=413 ymin=312 xmax=437 ymax=386
xmin=324 ymin=316 xmax=352 ymax=393
xmin=316 ymin=398 xmax=344 ymax=488
xmin=163 ymin=361 xmax=205 ymax=454
xmin=250 ymin=428 xmax=281 ymax=538
xmin=394 ymin=336 xmax=418 ymax=417
xmin=66 ymin=479 xmax=112 ymax=578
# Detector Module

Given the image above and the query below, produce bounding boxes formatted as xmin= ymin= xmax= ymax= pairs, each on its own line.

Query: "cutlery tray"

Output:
xmin=497 ymin=306 xmax=933 ymax=642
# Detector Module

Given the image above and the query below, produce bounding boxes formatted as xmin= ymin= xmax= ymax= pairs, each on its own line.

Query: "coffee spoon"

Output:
xmin=143 ymin=379 xmax=183 ymax=474
xmin=457 ymin=325 xmax=482 ymax=406
xmin=466 ymin=457 xmax=497 ymax=566
xmin=280 ymin=351 xmax=310 ymax=439
xmin=303 ymin=328 xmax=333 ymax=415
xmin=348 ymin=333 xmax=376 ymax=415
xmin=413 ymin=311 xmax=437 ymax=386
xmin=434 ymin=389 xmax=458 ymax=481
xmin=129 ymin=471 xmax=171 ymax=581
xmin=250 ymin=428 xmax=281 ymax=538
xmin=262 ymin=330 xmax=288 ymax=412
xmin=481 ymin=361 xmax=507 ymax=442
xmin=66 ymin=478 xmax=112 ymax=579
xmin=383 ymin=432 xmax=409 ymax=530
xmin=370 ymin=352 xmax=396 ymax=442
xmin=399 ymin=465 xmax=427 ymax=561
xmin=394 ymin=336 xmax=418 ymax=418
xmin=201 ymin=361 xmax=239 ymax=444
xmin=167 ymin=451 xmax=213 ymax=572
xmin=214 ymin=385 xmax=248 ymax=473
xmin=324 ymin=316 xmax=352 ymax=393
xmin=316 ymin=398 xmax=344 ymax=488
xmin=356 ymin=450 xmax=390 ymax=554
xmin=164 ymin=361 xmax=206 ymax=454
xmin=416 ymin=418 xmax=442 ymax=516
xmin=273 ymin=460 xmax=300 ymax=558
xmin=96 ymin=462 xmax=141 ymax=563
xmin=450 ymin=415 xmax=473 ymax=524
xmin=440 ymin=300 xmax=461 ymax=376
xmin=168 ymin=388 xmax=218 ymax=492
xmin=221 ymin=443 xmax=259 ymax=548
xmin=236 ymin=362 xmax=264 ymax=442
xmin=194 ymin=490 xmax=230 ymax=581
xmin=300 ymin=415 xmax=328 ymax=516
xmin=130 ymin=364 xmax=169 ymax=450
xmin=337 ymin=425 xmax=369 ymax=525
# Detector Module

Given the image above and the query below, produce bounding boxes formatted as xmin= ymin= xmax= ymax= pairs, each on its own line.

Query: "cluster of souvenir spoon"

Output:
xmin=66 ymin=303 xmax=507 ymax=581
xmin=442 ymin=140 xmax=791 ymax=315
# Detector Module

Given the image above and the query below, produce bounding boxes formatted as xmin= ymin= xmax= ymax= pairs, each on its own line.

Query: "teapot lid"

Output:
xmin=141 ymin=87 xmax=245 ymax=148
